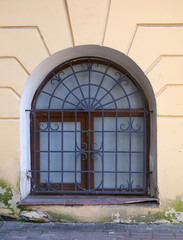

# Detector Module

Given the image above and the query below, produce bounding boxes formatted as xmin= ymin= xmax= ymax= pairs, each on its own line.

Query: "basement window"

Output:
xmin=29 ymin=57 xmax=151 ymax=196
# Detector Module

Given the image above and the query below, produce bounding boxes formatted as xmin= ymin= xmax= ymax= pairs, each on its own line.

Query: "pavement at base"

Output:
xmin=0 ymin=221 xmax=183 ymax=240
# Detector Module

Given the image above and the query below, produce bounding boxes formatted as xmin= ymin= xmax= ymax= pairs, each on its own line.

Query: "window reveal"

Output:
xmin=30 ymin=57 xmax=150 ymax=195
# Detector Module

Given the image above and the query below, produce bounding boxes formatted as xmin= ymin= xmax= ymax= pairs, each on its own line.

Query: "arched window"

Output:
xmin=30 ymin=56 xmax=151 ymax=195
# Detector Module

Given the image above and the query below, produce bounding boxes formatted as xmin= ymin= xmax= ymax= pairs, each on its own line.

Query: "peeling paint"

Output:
xmin=0 ymin=180 xmax=20 ymax=215
xmin=0 ymin=184 xmax=183 ymax=224
xmin=20 ymin=210 xmax=49 ymax=222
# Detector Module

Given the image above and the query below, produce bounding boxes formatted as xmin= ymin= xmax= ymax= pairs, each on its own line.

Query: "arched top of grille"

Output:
xmin=32 ymin=57 xmax=146 ymax=111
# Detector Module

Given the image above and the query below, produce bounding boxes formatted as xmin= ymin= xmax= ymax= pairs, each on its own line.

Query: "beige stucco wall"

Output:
xmin=0 ymin=0 xmax=183 ymax=222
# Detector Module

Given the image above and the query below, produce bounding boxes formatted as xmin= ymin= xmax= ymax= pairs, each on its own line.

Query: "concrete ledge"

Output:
xmin=20 ymin=195 xmax=159 ymax=206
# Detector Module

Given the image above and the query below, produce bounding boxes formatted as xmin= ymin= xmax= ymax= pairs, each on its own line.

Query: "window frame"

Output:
xmin=20 ymin=45 xmax=157 ymax=200
xmin=31 ymin=109 xmax=149 ymax=195
xmin=30 ymin=57 xmax=151 ymax=196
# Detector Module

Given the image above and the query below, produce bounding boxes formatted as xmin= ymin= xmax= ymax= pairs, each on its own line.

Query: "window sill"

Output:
xmin=20 ymin=195 xmax=159 ymax=206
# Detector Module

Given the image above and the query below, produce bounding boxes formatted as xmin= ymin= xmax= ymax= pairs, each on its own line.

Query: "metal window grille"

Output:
xmin=30 ymin=57 xmax=150 ymax=195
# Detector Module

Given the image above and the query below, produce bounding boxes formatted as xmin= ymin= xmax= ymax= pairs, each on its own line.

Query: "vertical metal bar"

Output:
xmin=88 ymin=111 xmax=91 ymax=191
xmin=129 ymin=110 xmax=132 ymax=191
xmin=101 ymin=111 xmax=104 ymax=191
xmin=69 ymin=61 xmax=88 ymax=108
xmin=143 ymin=109 xmax=147 ymax=193
xmin=91 ymin=62 xmax=110 ymax=107
xmin=48 ymin=111 xmax=51 ymax=189
xmin=88 ymin=58 xmax=91 ymax=108
xmin=61 ymin=110 xmax=64 ymax=191
xmin=74 ymin=110 xmax=77 ymax=191
xmin=115 ymin=111 xmax=118 ymax=191
xmin=33 ymin=110 xmax=37 ymax=191
xmin=88 ymin=58 xmax=91 ymax=191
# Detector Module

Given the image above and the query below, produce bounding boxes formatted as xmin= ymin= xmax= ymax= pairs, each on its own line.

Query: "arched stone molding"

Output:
xmin=20 ymin=45 xmax=157 ymax=199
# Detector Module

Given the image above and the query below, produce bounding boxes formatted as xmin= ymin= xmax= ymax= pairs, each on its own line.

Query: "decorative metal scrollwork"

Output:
xmin=92 ymin=142 xmax=103 ymax=151
xmin=39 ymin=122 xmax=59 ymax=131
xmin=120 ymin=119 xmax=142 ymax=132
xmin=120 ymin=180 xmax=141 ymax=192
xmin=115 ymin=72 xmax=129 ymax=86
xmin=31 ymin=57 xmax=148 ymax=195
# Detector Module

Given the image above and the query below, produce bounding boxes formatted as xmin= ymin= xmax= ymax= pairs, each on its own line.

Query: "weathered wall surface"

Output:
xmin=0 ymin=0 xmax=183 ymax=222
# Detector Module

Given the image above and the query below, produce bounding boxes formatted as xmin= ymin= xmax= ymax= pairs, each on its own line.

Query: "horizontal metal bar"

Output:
xmin=36 ymin=150 xmax=144 ymax=154
xmin=29 ymin=170 xmax=152 ymax=174
xmin=31 ymin=190 xmax=146 ymax=194
xmin=26 ymin=109 xmax=148 ymax=113
xmin=36 ymin=130 xmax=144 ymax=133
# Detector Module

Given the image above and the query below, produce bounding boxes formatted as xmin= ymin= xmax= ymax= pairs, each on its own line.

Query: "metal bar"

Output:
xmin=88 ymin=111 xmax=91 ymax=190
xmin=30 ymin=170 xmax=152 ymax=174
xmin=31 ymin=57 xmax=149 ymax=195
xmin=35 ymin=130 xmax=144 ymax=134
xmin=33 ymin=112 xmax=37 ymax=192
xmin=47 ymin=112 xmax=51 ymax=189
xmin=74 ymin=110 xmax=77 ymax=191
xmin=26 ymin=109 xmax=147 ymax=113
xmin=143 ymin=109 xmax=147 ymax=193
xmin=61 ymin=111 xmax=64 ymax=190
xmin=32 ymin=190 xmax=146 ymax=194
xmin=90 ymin=62 xmax=110 ymax=107
xmin=115 ymin=111 xmax=118 ymax=191
xmin=36 ymin=150 xmax=145 ymax=153
xmin=129 ymin=111 xmax=132 ymax=191
xmin=69 ymin=61 xmax=88 ymax=108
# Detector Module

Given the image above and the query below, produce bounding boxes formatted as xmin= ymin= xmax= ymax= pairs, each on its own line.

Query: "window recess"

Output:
xmin=30 ymin=57 xmax=151 ymax=195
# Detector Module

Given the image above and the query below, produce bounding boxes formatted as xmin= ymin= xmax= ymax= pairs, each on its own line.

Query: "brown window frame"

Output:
xmin=31 ymin=109 xmax=149 ymax=195
xmin=30 ymin=56 xmax=151 ymax=196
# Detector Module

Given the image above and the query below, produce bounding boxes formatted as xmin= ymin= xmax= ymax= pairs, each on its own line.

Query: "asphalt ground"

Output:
xmin=0 ymin=221 xmax=183 ymax=240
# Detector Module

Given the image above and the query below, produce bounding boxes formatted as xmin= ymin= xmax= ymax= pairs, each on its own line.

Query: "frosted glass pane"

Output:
xmin=40 ymin=153 xmax=61 ymax=183
xmin=40 ymin=122 xmax=62 ymax=151
xmin=132 ymin=173 xmax=143 ymax=188
xmin=104 ymin=173 xmax=115 ymax=188
xmin=35 ymin=62 xmax=144 ymax=110
xmin=76 ymin=71 xmax=89 ymax=86
xmin=39 ymin=121 xmax=81 ymax=183
xmin=117 ymin=174 xmax=129 ymax=188
xmin=131 ymin=133 xmax=144 ymax=151
xmin=117 ymin=153 xmax=129 ymax=171
xmin=92 ymin=63 xmax=107 ymax=74
xmin=36 ymin=92 xmax=50 ymax=109
xmin=131 ymin=153 xmax=144 ymax=172
xmin=94 ymin=117 xmax=144 ymax=189
xmin=94 ymin=173 xmax=102 ymax=188
xmin=129 ymin=92 xmax=144 ymax=108
xmin=103 ymin=153 xmax=115 ymax=171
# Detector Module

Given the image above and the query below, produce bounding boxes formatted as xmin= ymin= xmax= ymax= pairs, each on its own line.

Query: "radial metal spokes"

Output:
xmin=34 ymin=58 xmax=144 ymax=111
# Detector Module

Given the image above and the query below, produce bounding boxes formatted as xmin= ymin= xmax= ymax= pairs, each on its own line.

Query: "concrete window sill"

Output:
xmin=20 ymin=195 xmax=159 ymax=206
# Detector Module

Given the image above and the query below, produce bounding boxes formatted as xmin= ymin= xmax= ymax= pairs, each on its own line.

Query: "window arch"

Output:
xmin=30 ymin=56 xmax=151 ymax=195
xmin=20 ymin=45 xmax=157 ymax=199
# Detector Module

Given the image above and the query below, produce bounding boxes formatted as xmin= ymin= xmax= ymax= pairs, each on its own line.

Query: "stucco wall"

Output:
xmin=0 ymin=0 xmax=183 ymax=222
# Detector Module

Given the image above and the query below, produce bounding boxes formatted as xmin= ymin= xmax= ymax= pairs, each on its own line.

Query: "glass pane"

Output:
xmin=131 ymin=153 xmax=144 ymax=172
xmin=117 ymin=173 xmax=129 ymax=189
xmin=94 ymin=117 xmax=144 ymax=189
xmin=131 ymin=173 xmax=144 ymax=189
xmin=104 ymin=173 xmax=115 ymax=188
xmin=117 ymin=153 xmax=129 ymax=171
xmin=35 ymin=62 xmax=144 ymax=110
xmin=39 ymin=121 xmax=81 ymax=184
